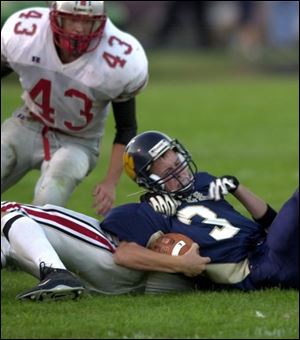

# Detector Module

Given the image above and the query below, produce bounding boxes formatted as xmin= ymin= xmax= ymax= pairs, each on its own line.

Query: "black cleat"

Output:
xmin=16 ymin=263 xmax=85 ymax=301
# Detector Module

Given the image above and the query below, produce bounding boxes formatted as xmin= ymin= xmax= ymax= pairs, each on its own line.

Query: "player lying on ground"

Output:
xmin=1 ymin=202 xmax=209 ymax=301
xmin=1 ymin=131 xmax=298 ymax=300
xmin=102 ymin=131 xmax=299 ymax=291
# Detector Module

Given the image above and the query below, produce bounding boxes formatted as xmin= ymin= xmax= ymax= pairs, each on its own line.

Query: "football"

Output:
xmin=148 ymin=233 xmax=194 ymax=256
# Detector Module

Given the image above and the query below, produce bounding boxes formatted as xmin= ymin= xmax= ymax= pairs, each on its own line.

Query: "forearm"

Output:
xmin=113 ymin=242 xmax=184 ymax=273
xmin=209 ymin=176 xmax=277 ymax=228
xmin=112 ymin=97 xmax=137 ymax=145
xmin=104 ymin=97 xmax=137 ymax=185
xmin=103 ymin=143 xmax=125 ymax=185
xmin=113 ymin=241 xmax=210 ymax=277
xmin=233 ymin=184 xmax=268 ymax=219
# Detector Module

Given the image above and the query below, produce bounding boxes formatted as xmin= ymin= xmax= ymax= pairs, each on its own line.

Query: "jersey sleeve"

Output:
xmin=112 ymin=50 xmax=148 ymax=102
xmin=1 ymin=7 xmax=49 ymax=66
xmin=1 ymin=11 xmax=13 ymax=61
xmin=1 ymin=21 xmax=13 ymax=77
xmin=101 ymin=203 xmax=169 ymax=246
xmin=102 ymin=20 xmax=149 ymax=102
xmin=113 ymin=71 xmax=148 ymax=102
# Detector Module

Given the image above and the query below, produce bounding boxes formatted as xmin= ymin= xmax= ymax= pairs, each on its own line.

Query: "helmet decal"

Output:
xmin=148 ymin=139 xmax=171 ymax=160
xmin=123 ymin=152 xmax=136 ymax=180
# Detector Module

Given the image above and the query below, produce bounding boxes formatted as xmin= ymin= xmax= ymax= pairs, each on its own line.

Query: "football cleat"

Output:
xmin=16 ymin=262 xmax=85 ymax=301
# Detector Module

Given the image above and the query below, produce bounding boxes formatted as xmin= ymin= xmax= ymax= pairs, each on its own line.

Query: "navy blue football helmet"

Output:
xmin=123 ymin=131 xmax=197 ymax=197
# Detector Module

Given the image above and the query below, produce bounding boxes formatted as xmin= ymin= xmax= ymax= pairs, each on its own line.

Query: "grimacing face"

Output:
xmin=150 ymin=150 xmax=193 ymax=193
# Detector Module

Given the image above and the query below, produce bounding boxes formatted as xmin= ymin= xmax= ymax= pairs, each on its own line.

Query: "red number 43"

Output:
xmin=103 ymin=36 xmax=132 ymax=68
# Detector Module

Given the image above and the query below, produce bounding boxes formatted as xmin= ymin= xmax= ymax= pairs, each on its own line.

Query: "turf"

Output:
xmin=1 ymin=52 xmax=299 ymax=338
xmin=1 ymin=269 xmax=299 ymax=339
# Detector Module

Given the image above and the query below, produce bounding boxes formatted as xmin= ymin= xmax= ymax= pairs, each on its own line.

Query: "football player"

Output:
xmin=102 ymin=130 xmax=299 ymax=291
xmin=1 ymin=1 xmax=148 ymax=216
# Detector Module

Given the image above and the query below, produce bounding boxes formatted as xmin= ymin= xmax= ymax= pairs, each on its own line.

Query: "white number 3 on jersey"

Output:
xmin=177 ymin=205 xmax=240 ymax=241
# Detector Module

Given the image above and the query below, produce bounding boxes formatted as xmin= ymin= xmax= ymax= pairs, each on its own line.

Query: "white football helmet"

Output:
xmin=50 ymin=1 xmax=107 ymax=56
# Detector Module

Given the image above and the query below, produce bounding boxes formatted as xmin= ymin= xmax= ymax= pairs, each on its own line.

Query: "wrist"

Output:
xmin=171 ymin=255 xmax=185 ymax=273
xmin=225 ymin=176 xmax=239 ymax=193
xmin=253 ymin=204 xmax=277 ymax=228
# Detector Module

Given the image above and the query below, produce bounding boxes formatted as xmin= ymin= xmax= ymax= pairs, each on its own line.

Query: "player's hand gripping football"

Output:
xmin=140 ymin=192 xmax=181 ymax=216
xmin=208 ymin=175 xmax=240 ymax=201
xmin=148 ymin=233 xmax=211 ymax=277
xmin=181 ymin=243 xmax=211 ymax=277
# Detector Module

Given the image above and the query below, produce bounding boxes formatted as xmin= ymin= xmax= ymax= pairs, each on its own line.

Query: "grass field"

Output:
xmin=1 ymin=52 xmax=299 ymax=339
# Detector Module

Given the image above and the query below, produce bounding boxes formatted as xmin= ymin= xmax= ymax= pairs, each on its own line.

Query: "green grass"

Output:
xmin=1 ymin=53 xmax=299 ymax=338
xmin=1 ymin=270 xmax=299 ymax=339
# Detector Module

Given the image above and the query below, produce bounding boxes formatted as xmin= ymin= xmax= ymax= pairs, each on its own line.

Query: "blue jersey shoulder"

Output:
xmin=101 ymin=202 xmax=169 ymax=246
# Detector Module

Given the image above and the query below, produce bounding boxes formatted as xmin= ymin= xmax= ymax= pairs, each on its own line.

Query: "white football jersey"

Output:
xmin=1 ymin=7 xmax=148 ymax=139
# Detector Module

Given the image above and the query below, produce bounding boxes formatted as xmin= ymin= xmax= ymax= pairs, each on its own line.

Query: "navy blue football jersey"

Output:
xmin=101 ymin=172 xmax=266 ymax=288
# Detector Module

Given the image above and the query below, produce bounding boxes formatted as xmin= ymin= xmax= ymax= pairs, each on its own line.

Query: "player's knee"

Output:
xmin=1 ymin=143 xmax=17 ymax=179
xmin=33 ymin=174 xmax=79 ymax=206
xmin=48 ymin=146 xmax=90 ymax=180
xmin=1 ymin=211 xmax=24 ymax=240
xmin=33 ymin=149 xmax=90 ymax=205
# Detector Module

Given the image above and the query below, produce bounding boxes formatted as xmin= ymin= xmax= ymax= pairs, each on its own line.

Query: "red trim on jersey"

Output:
xmin=80 ymin=1 xmax=87 ymax=6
